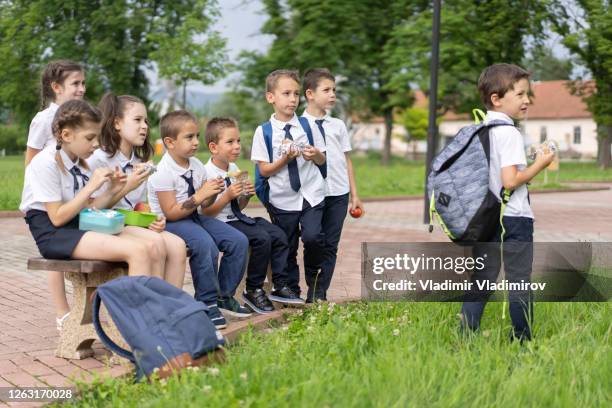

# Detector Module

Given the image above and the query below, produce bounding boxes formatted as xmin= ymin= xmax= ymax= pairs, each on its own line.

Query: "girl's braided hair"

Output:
xmin=52 ymin=100 xmax=101 ymax=173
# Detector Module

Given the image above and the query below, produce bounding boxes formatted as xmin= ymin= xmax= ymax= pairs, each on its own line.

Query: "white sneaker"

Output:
xmin=56 ymin=312 xmax=70 ymax=331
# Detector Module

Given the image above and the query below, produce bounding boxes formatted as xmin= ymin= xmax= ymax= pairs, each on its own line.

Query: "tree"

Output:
xmin=149 ymin=0 xmax=227 ymax=109
xmin=384 ymin=0 xmax=550 ymax=117
xmin=0 ymin=0 xmax=227 ymax=126
xmin=238 ymin=0 xmax=427 ymax=165
xmin=549 ymin=0 xmax=612 ymax=168
xmin=523 ymin=45 xmax=574 ymax=81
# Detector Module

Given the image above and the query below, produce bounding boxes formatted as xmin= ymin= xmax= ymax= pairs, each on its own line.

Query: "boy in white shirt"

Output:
xmin=148 ymin=110 xmax=250 ymax=328
xmin=461 ymin=63 xmax=554 ymax=341
xmin=203 ymin=117 xmax=304 ymax=314
xmin=251 ymin=69 xmax=327 ymax=302
xmin=301 ymin=68 xmax=364 ymax=301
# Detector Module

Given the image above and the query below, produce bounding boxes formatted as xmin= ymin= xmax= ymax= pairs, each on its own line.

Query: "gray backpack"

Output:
xmin=427 ymin=120 xmax=513 ymax=242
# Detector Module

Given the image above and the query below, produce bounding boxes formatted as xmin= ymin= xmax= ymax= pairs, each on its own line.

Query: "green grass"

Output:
xmin=2 ymin=154 xmax=612 ymax=210
xmin=62 ymin=301 xmax=611 ymax=407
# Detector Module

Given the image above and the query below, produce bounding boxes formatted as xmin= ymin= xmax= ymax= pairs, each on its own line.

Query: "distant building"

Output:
xmin=350 ymin=80 xmax=600 ymax=159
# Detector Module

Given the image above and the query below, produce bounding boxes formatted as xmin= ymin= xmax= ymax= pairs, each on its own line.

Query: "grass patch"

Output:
xmin=1 ymin=155 xmax=611 ymax=210
xmin=62 ymin=301 xmax=611 ymax=407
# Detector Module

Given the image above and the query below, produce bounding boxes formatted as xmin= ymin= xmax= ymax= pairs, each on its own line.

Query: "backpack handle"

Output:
xmin=92 ymin=291 xmax=135 ymax=362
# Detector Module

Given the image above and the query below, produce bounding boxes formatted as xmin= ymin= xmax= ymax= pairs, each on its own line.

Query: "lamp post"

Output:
xmin=423 ymin=0 xmax=441 ymax=224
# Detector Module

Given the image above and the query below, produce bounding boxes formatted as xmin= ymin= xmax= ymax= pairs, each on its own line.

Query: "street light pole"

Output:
xmin=423 ymin=0 xmax=441 ymax=224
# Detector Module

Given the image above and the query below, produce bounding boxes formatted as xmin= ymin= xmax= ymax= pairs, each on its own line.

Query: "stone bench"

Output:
xmin=27 ymin=258 xmax=129 ymax=360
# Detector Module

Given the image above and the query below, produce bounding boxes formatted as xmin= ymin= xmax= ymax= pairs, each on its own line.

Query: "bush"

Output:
xmin=0 ymin=125 xmax=27 ymax=154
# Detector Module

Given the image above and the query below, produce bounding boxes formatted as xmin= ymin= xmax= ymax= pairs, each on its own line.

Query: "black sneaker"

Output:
xmin=269 ymin=286 xmax=305 ymax=305
xmin=218 ymin=297 xmax=253 ymax=318
xmin=242 ymin=288 xmax=275 ymax=314
xmin=205 ymin=304 xmax=227 ymax=329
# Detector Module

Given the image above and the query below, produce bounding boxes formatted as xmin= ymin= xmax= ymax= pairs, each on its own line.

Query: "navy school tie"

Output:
xmin=180 ymin=171 xmax=200 ymax=221
xmin=314 ymin=119 xmax=326 ymax=144
xmin=224 ymin=177 xmax=255 ymax=225
xmin=69 ymin=166 xmax=89 ymax=195
xmin=121 ymin=162 xmax=134 ymax=208
xmin=283 ymin=124 xmax=301 ymax=192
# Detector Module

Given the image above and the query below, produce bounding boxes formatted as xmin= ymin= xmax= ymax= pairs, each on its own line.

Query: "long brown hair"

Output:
xmin=52 ymin=100 xmax=102 ymax=173
xmin=98 ymin=93 xmax=153 ymax=161
xmin=40 ymin=60 xmax=84 ymax=109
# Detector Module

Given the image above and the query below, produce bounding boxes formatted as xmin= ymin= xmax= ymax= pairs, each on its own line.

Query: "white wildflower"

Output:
xmin=208 ymin=367 xmax=220 ymax=376
xmin=393 ymin=329 xmax=400 ymax=336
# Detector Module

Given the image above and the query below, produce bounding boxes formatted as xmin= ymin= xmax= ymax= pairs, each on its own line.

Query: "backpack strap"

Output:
xmin=92 ymin=290 xmax=135 ymax=362
xmin=261 ymin=121 xmax=273 ymax=162
xmin=298 ymin=116 xmax=327 ymax=179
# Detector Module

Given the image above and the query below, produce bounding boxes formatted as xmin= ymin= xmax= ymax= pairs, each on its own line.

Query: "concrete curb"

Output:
xmin=1 ymin=186 xmax=608 ymax=217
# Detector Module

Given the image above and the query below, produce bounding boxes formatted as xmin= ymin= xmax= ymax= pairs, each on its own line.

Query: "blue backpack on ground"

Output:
xmin=427 ymin=120 xmax=514 ymax=243
xmin=254 ymin=117 xmax=327 ymax=206
xmin=92 ymin=276 xmax=225 ymax=379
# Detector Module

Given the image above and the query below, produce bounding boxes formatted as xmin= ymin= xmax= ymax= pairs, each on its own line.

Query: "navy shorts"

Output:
xmin=25 ymin=210 xmax=87 ymax=259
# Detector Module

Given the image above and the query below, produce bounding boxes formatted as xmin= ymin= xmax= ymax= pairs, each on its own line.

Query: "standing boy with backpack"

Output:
xmin=251 ymin=69 xmax=327 ymax=302
xmin=460 ymin=63 xmax=555 ymax=341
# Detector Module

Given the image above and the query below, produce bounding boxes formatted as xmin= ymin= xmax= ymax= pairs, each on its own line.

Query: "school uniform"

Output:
xmin=251 ymin=113 xmax=327 ymax=298
xmin=87 ymin=149 xmax=148 ymax=210
xmin=461 ymin=111 xmax=534 ymax=340
xmin=204 ymin=159 xmax=289 ymax=290
xmin=20 ymin=148 xmax=89 ymax=259
xmin=147 ymin=153 xmax=248 ymax=304
xmin=27 ymin=103 xmax=59 ymax=150
xmin=302 ymin=111 xmax=352 ymax=300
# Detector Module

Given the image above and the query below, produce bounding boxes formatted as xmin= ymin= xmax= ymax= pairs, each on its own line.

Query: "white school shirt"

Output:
xmin=251 ymin=113 xmax=327 ymax=211
xmin=20 ymin=147 xmax=92 ymax=213
xmin=203 ymin=159 xmax=243 ymax=223
xmin=486 ymin=111 xmax=533 ymax=219
xmin=301 ymin=110 xmax=352 ymax=197
xmin=27 ymin=103 xmax=59 ymax=150
xmin=87 ymin=149 xmax=146 ymax=210
xmin=147 ymin=153 xmax=208 ymax=217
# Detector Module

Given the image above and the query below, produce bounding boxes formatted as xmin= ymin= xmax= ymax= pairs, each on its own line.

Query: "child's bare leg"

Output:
xmin=160 ymin=231 xmax=187 ymax=288
xmin=120 ymin=226 xmax=167 ymax=279
xmin=48 ymin=271 xmax=70 ymax=318
xmin=71 ymin=232 xmax=152 ymax=276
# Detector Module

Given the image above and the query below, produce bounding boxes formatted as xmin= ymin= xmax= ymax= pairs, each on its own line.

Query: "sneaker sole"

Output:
xmin=242 ymin=294 xmax=275 ymax=315
xmin=268 ymin=295 xmax=306 ymax=305
xmin=211 ymin=320 xmax=227 ymax=329
xmin=219 ymin=307 xmax=252 ymax=318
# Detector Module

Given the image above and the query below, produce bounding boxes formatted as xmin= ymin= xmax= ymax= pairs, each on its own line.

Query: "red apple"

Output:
xmin=349 ymin=207 xmax=363 ymax=218
xmin=134 ymin=202 xmax=151 ymax=213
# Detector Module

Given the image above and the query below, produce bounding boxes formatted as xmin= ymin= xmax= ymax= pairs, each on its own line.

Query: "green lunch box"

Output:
xmin=115 ymin=209 xmax=158 ymax=227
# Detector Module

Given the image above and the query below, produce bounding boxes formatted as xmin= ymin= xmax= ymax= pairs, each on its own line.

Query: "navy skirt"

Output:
xmin=25 ymin=210 xmax=87 ymax=259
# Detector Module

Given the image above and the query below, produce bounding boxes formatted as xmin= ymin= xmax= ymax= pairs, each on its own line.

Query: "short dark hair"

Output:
xmin=478 ymin=63 xmax=530 ymax=109
xmin=303 ymin=68 xmax=335 ymax=97
xmin=205 ymin=117 xmax=238 ymax=146
xmin=159 ymin=110 xmax=198 ymax=140
xmin=266 ymin=69 xmax=300 ymax=93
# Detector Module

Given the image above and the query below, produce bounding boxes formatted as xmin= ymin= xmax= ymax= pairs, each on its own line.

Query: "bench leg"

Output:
xmin=55 ymin=269 xmax=127 ymax=360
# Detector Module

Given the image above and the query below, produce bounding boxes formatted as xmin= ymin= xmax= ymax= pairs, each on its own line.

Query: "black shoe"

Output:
xmin=269 ymin=286 xmax=305 ymax=305
xmin=242 ymin=288 xmax=275 ymax=314
xmin=218 ymin=296 xmax=253 ymax=318
xmin=205 ymin=304 xmax=227 ymax=329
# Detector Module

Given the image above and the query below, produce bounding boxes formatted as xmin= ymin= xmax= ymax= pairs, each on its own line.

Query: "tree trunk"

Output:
xmin=599 ymin=125 xmax=612 ymax=169
xmin=182 ymin=81 xmax=187 ymax=109
xmin=382 ymin=108 xmax=393 ymax=166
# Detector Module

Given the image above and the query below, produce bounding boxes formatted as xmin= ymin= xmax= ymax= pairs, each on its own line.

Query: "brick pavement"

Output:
xmin=0 ymin=186 xmax=611 ymax=401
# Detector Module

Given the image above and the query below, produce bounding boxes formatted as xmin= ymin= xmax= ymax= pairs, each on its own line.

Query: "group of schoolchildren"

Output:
xmin=20 ymin=58 xmax=553 ymax=341
xmin=20 ymin=61 xmax=364 ymax=331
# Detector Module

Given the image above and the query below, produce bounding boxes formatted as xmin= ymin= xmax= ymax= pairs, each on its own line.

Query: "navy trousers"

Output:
xmin=267 ymin=200 xmax=325 ymax=298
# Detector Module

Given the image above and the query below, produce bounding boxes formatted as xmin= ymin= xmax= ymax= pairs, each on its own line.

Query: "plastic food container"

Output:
xmin=115 ymin=209 xmax=157 ymax=228
xmin=79 ymin=209 xmax=125 ymax=235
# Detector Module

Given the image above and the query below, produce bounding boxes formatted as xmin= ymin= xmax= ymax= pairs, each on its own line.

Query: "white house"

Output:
xmin=350 ymin=80 xmax=599 ymax=159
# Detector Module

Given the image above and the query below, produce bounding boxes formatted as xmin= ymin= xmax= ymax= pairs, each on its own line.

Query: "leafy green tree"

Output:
xmin=238 ymin=0 xmax=427 ymax=165
xmin=384 ymin=0 xmax=550 ymax=118
xmin=401 ymin=107 xmax=428 ymax=141
xmin=0 ymin=0 xmax=227 ymax=126
xmin=149 ymin=0 xmax=227 ymax=108
xmin=549 ymin=0 xmax=612 ymax=168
